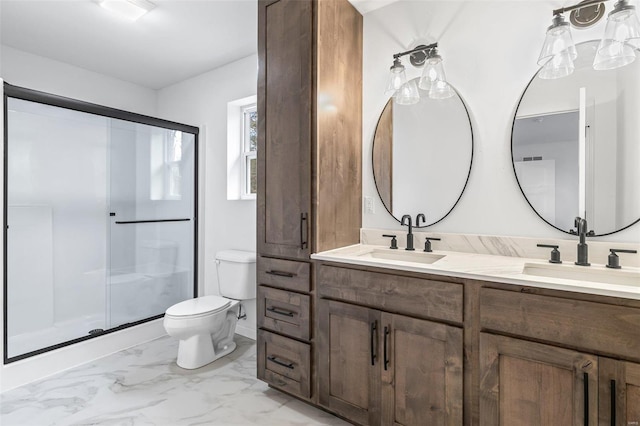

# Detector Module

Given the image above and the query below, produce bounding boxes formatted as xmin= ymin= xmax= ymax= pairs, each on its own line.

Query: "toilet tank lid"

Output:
xmin=166 ymin=295 xmax=230 ymax=316
xmin=216 ymin=250 xmax=256 ymax=263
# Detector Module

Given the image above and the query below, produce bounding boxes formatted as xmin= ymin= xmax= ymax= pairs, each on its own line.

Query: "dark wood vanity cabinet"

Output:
xmin=599 ymin=358 xmax=640 ymax=426
xmin=479 ymin=338 xmax=640 ymax=426
xmin=479 ymin=333 xmax=598 ymax=425
xmin=256 ymin=0 xmax=362 ymax=402
xmin=479 ymin=286 xmax=640 ymax=426
xmin=257 ymin=0 xmax=362 ymax=260
xmin=257 ymin=0 xmax=312 ymax=261
xmin=317 ymin=265 xmax=464 ymax=425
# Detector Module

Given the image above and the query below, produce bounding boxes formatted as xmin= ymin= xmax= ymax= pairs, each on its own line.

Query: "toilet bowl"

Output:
xmin=163 ymin=295 xmax=239 ymax=369
xmin=163 ymin=249 xmax=256 ymax=369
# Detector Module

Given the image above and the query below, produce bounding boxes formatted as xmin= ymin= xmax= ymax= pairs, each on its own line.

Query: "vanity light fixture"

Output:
xmin=385 ymin=43 xmax=454 ymax=104
xmin=98 ymin=0 xmax=156 ymax=21
xmin=538 ymin=0 xmax=640 ymax=78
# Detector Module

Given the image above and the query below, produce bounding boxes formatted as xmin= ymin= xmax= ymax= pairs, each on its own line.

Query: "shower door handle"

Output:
xmin=114 ymin=218 xmax=191 ymax=224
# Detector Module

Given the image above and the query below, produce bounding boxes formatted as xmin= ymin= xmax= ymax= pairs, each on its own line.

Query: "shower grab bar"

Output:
xmin=114 ymin=218 xmax=191 ymax=224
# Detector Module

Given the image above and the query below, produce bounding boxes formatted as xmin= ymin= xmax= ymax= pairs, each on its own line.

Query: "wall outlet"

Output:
xmin=364 ymin=196 xmax=375 ymax=214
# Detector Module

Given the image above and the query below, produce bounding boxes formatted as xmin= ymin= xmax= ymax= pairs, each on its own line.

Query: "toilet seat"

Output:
xmin=165 ymin=295 xmax=231 ymax=318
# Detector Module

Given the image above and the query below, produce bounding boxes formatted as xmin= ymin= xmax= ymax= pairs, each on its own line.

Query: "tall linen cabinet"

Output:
xmin=256 ymin=0 xmax=363 ymax=403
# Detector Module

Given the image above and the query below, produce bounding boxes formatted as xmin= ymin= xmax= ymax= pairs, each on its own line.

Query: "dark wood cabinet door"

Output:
xmin=479 ymin=333 xmax=598 ymax=426
xmin=381 ymin=313 xmax=463 ymax=426
xmin=257 ymin=0 xmax=312 ymax=260
xmin=599 ymin=358 xmax=640 ymax=426
xmin=318 ymin=299 xmax=381 ymax=425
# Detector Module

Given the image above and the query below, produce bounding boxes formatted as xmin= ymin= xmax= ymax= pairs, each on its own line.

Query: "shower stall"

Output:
xmin=3 ymin=84 xmax=197 ymax=362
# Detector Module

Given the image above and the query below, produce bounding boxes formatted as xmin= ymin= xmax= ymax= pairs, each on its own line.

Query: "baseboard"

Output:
xmin=235 ymin=323 xmax=256 ymax=340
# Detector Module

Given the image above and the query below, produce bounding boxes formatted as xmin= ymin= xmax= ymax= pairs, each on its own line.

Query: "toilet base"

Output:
xmin=176 ymin=334 xmax=237 ymax=370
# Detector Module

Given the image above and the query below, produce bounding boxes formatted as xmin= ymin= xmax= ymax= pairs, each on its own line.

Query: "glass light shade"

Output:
xmin=394 ymin=79 xmax=420 ymax=105
xmin=593 ymin=2 xmax=640 ymax=70
xmin=418 ymin=53 xmax=455 ymax=99
xmin=418 ymin=55 xmax=444 ymax=90
xmin=538 ymin=49 xmax=575 ymax=79
xmin=385 ymin=59 xmax=407 ymax=95
xmin=593 ymin=40 xmax=636 ymax=69
xmin=537 ymin=15 xmax=578 ymax=66
xmin=428 ymin=81 xmax=455 ymax=100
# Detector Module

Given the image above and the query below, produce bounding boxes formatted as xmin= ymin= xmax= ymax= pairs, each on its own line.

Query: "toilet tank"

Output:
xmin=215 ymin=250 xmax=257 ymax=300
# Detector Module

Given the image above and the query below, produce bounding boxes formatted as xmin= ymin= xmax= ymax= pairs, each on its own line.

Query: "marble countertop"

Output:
xmin=311 ymin=244 xmax=640 ymax=300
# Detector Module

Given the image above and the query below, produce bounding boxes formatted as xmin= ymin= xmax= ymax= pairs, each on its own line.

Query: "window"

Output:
xmin=227 ymin=95 xmax=257 ymax=201
xmin=242 ymin=105 xmax=257 ymax=199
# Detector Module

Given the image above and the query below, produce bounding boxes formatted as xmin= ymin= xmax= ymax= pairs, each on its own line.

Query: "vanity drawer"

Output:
xmin=317 ymin=264 xmax=463 ymax=324
xmin=258 ymin=257 xmax=311 ymax=292
xmin=258 ymin=286 xmax=311 ymax=340
xmin=480 ymin=287 xmax=640 ymax=361
xmin=257 ymin=330 xmax=311 ymax=399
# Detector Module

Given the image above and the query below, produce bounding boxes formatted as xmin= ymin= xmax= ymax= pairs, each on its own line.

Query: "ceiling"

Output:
xmin=0 ymin=0 xmax=259 ymax=90
xmin=0 ymin=0 xmax=395 ymax=90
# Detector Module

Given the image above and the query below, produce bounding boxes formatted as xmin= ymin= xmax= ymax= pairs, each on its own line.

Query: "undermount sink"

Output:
xmin=522 ymin=262 xmax=640 ymax=287
xmin=357 ymin=248 xmax=445 ymax=265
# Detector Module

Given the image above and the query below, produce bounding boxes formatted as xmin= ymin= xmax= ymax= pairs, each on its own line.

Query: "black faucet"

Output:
xmin=400 ymin=215 xmax=415 ymax=251
xmin=416 ymin=213 xmax=426 ymax=227
xmin=574 ymin=216 xmax=590 ymax=266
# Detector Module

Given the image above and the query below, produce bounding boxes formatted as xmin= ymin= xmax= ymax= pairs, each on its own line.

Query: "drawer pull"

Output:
xmin=583 ymin=372 xmax=589 ymax=426
xmin=267 ymin=355 xmax=295 ymax=369
xmin=265 ymin=270 xmax=296 ymax=278
xmin=266 ymin=307 xmax=295 ymax=317
xmin=610 ymin=379 xmax=616 ymax=426
xmin=383 ymin=326 xmax=390 ymax=371
xmin=370 ymin=321 xmax=377 ymax=366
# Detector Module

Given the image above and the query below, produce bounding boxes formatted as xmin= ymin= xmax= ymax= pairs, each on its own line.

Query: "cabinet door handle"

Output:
xmin=300 ymin=212 xmax=308 ymax=249
xmin=267 ymin=355 xmax=294 ymax=369
xmin=583 ymin=372 xmax=589 ymax=426
xmin=610 ymin=379 xmax=616 ymax=426
xmin=265 ymin=270 xmax=296 ymax=278
xmin=370 ymin=321 xmax=377 ymax=366
xmin=266 ymin=307 xmax=295 ymax=317
xmin=383 ymin=326 xmax=390 ymax=371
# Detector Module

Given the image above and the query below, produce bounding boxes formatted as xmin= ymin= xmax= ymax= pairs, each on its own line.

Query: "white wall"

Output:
xmin=362 ymin=1 xmax=639 ymax=243
xmin=156 ymin=54 xmax=258 ymax=339
xmin=1 ymin=46 xmax=157 ymax=115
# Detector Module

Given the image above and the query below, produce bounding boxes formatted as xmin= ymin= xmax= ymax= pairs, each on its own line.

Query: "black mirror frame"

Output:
xmin=372 ymin=84 xmax=474 ymax=228
xmin=510 ymin=41 xmax=640 ymax=237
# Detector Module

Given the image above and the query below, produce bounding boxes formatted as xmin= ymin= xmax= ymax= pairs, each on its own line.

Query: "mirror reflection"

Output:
xmin=512 ymin=40 xmax=640 ymax=235
xmin=373 ymin=78 xmax=473 ymax=226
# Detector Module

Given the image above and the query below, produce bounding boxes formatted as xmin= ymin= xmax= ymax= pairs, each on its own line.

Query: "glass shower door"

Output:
xmin=5 ymin=98 xmax=109 ymax=359
xmin=107 ymin=119 xmax=195 ymax=328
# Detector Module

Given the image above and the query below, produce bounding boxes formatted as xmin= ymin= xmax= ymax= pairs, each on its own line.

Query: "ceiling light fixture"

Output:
xmin=385 ymin=43 xmax=454 ymax=104
xmin=98 ymin=0 xmax=156 ymax=22
xmin=537 ymin=0 xmax=640 ymax=78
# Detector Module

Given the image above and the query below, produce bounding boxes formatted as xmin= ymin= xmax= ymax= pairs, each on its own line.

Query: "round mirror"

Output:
xmin=372 ymin=79 xmax=473 ymax=226
xmin=512 ymin=40 xmax=640 ymax=236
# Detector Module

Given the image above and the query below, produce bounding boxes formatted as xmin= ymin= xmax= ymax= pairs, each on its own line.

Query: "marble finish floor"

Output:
xmin=0 ymin=335 xmax=348 ymax=426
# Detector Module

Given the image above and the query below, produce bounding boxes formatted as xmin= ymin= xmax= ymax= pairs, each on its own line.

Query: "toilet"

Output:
xmin=163 ymin=249 xmax=256 ymax=369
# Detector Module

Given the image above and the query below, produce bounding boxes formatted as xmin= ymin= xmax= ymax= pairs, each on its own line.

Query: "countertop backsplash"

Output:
xmin=360 ymin=228 xmax=640 ymax=268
